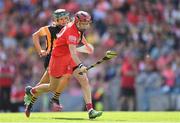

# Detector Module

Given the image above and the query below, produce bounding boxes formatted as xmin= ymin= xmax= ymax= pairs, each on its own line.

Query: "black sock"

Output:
xmin=51 ymin=92 xmax=61 ymax=104
xmin=28 ymin=96 xmax=37 ymax=110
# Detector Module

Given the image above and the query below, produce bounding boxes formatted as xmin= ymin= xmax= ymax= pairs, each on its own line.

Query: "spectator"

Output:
xmin=10 ymin=74 xmax=25 ymax=112
xmin=119 ymin=51 xmax=137 ymax=111
xmin=136 ymin=55 xmax=163 ymax=111
xmin=0 ymin=58 xmax=15 ymax=112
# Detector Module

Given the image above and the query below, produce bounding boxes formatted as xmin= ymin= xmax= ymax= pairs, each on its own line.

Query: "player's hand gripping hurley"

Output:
xmin=79 ymin=50 xmax=117 ymax=74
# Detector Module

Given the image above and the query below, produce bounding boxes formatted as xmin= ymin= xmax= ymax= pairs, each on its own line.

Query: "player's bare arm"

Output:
xmin=69 ymin=44 xmax=87 ymax=73
xmin=32 ymin=26 xmax=50 ymax=57
xmin=76 ymin=36 xmax=94 ymax=54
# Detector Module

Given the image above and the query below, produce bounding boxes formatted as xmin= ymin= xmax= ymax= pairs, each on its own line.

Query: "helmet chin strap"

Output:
xmin=54 ymin=21 xmax=66 ymax=27
xmin=76 ymin=23 xmax=82 ymax=32
xmin=76 ymin=24 xmax=89 ymax=32
xmin=78 ymin=29 xmax=86 ymax=32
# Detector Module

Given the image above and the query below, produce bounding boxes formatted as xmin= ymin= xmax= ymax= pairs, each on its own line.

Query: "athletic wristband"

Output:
xmin=72 ymin=63 xmax=84 ymax=71
xmin=78 ymin=63 xmax=84 ymax=68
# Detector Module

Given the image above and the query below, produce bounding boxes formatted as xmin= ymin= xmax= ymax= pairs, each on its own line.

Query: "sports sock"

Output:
xmin=86 ymin=103 xmax=93 ymax=112
xmin=28 ymin=96 xmax=37 ymax=110
xmin=51 ymin=92 xmax=61 ymax=104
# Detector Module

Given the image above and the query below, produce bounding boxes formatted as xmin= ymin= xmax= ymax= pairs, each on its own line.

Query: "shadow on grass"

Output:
xmin=52 ymin=117 xmax=87 ymax=121
xmin=52 ymin=117 xmax=127 ymax=122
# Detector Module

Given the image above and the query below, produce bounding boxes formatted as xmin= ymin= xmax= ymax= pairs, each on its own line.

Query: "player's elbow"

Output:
xmin=87 ymin=44 xmax=94 ymax=54
xmin=87 ymin=49 xmax=94 ymax=54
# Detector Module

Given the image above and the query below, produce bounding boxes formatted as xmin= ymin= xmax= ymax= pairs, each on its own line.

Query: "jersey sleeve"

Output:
xmin=38 ymin=26 xmax=50 ymax=36
xmin=38 ymin=26 xmax=51 ymax=52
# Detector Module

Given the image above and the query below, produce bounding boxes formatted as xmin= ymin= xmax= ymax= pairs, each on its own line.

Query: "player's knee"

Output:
xmin=66 ymin=76 xmax=71 ymax=82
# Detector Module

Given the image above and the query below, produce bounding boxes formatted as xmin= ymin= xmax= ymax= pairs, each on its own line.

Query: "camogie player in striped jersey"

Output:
xmin=24 ymin=9 xmax=70 ymax=117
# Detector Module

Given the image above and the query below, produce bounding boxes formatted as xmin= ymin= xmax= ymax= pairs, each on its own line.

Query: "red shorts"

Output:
xmin=49 ymin=54 xmax=77 ymax=78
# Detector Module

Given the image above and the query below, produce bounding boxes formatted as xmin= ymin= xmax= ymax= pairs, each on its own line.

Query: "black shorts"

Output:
xmin=44 ymin=54 xmax=51 ymax=69
xmin=120 ymin=88 xmax=135 ymax=97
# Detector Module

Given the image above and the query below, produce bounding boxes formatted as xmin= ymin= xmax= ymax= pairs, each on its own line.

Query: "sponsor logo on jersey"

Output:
xmin=68 ymin=35 xmax=77 ymax=43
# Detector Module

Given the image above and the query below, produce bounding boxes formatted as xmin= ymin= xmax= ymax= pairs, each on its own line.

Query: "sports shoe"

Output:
xmin=25 ymin=105 xmax=31 ymax=118
xmin=50 ymin=98 xmax=63 ymax=111
xmin=88 ymin=109 xmax=103 ymax=119
xmin=25 ymin=86 xmax=33 ymax=95
xmin=24 ymin=86 xmax=33 ymax=118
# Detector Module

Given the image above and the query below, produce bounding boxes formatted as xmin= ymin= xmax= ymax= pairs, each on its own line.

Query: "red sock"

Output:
xmin=86 ymin=103 xmax=93 ymax=111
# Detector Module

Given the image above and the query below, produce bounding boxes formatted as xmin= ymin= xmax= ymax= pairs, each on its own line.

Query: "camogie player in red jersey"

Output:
xmin=49 ymin=11 xmax=102 ymax=119
xmin=24 ymin=11 xmax=102 ymax=119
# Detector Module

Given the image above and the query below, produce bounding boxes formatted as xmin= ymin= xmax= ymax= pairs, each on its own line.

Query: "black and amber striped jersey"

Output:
xmin=38 ymin=24 xmax=64 ymax=53
xmin=37 ymin=24 xmax=64 ymax=69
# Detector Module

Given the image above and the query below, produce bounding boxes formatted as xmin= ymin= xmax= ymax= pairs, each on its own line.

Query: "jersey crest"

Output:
xmin=68 ymin=35 xmax=77 ymax=43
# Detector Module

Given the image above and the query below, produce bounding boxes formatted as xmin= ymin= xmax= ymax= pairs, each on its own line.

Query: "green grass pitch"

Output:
xmin=0 ymin=112 xmax=180 ymax=123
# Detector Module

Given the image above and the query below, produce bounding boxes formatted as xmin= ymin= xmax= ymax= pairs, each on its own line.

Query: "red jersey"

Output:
xmin=52 ymin=22 xmax=82 ymax=57
xmin=120 ymin=60 xmax=137 ymax=89
xmin=0 ymin=64 xmax=15 ymax=87
xmin=49 ymin=22 xmax=82 ymax=77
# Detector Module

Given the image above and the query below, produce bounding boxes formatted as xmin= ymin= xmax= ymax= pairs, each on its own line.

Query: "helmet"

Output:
xmin=53 ymin=9 xmax=70 ymax=26
xmin=74 ymin=11 xmax=91 ymax=31
xmin=75 ymin=11 xmax=91 ymax=23
xmin=53 ymin=9 xmax=69 ymax=19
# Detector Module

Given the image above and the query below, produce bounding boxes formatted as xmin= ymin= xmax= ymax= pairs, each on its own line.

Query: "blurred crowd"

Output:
xmin=0 ymin=0 xmax=180 ymax=112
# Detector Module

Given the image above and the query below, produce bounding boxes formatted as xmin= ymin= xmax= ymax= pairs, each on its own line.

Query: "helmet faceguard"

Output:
xmin=53 ymin=9 xmax=70 ymax=26
xmin=75 ymin=11 xmax=92 ymax=32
